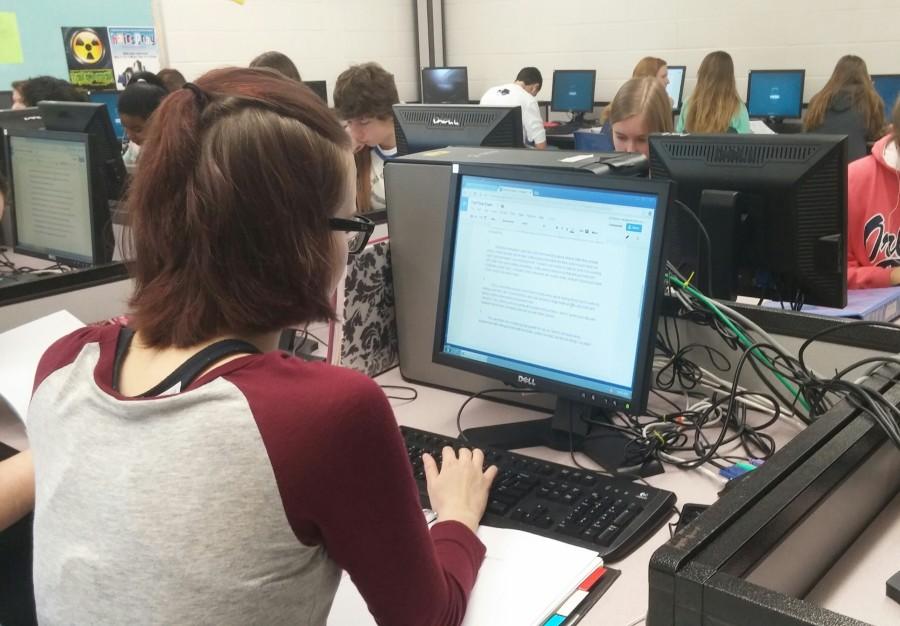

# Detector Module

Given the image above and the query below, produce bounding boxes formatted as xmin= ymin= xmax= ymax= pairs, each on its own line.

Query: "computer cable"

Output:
xmin=380 ymin=385 xmax=418 ymax=402
xmin=673 ymin=200 xmax=715 ymax=295
xmin=454 ymin=387 xmax=539 ymax=443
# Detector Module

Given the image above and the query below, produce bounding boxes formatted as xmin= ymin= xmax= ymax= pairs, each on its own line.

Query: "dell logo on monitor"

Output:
xmin=517 ymin=374 xmax=537 ymax=387
xmin=431 ymin=116 xmax=461 ymax=127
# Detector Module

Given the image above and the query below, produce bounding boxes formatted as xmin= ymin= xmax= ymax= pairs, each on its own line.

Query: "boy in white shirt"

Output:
xmin=480 ymin=67 xmax=546 ymax=149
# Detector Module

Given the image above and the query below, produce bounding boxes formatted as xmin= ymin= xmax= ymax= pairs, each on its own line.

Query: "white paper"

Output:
xmin=559 ymin=154 xmax=595 ymax=163
xmin=0 ymin=310 xmax=84 ymax=421
xmin=749 ymin=120 xmax=777 ymax=135
xmin=327 ymin=525 xmax=601 ymax=626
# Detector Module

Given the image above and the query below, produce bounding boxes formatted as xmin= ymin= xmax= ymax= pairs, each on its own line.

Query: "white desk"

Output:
xmin=372 ymin=367 xmax=812 ymax=626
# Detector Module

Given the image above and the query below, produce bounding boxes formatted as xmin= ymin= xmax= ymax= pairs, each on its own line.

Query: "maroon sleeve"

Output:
xmin=32 ymin=326 xmax=109 ymax=395
xmin=230 ymin=355 xmax=485 ymax=626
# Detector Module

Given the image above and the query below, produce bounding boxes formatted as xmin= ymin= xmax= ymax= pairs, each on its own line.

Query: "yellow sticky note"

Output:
xmin=0 ymin=12 xmax=24 ymax=64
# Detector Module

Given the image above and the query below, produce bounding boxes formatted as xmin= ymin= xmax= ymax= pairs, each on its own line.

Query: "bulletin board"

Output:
xmin=0 ymin=1 xmax=154 ymax=90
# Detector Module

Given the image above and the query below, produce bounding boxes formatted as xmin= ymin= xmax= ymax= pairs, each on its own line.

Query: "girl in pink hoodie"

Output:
xmin=848 ymin=98 xmax=900 ymax=288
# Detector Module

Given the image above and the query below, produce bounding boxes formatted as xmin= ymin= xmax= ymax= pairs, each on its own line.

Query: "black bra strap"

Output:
xmin=112 ymin=326 xmax=261 ymax=397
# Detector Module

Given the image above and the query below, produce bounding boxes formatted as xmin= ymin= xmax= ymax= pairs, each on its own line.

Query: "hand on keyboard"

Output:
xmin=422 ymin=446 xmax=498 ymax=532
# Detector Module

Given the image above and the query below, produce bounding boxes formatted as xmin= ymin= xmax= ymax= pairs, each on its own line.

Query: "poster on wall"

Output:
xmin=108 ymin=27 xmax=160 ymax=90
xmin=61 ymin=26 xmax=116 ymax=90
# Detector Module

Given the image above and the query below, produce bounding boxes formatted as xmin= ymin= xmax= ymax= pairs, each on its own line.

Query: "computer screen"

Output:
xmin=393 ymin=104 xmax=523 ymax=155
xmin=421 ymin=67 xmax=469 ymax=104
xmin=87 ymin=91 xmax=125 ymax=140
xmin=433 ymin=165 xmax=670 ymax=472
xmin=666 ymin=66 xmax=686 ymax=112
xmin=551 ymin=70 xmax=596 ymax=113
xmin=746 ymin=70 xmax=805 ymax=118
xmin=7 ymin=132 xmax=98 ymax=265
xmin=649 ymin=133 xmax=847 ymax=308
xmin=0 ymin=91 xmax=12 ymax=110
xmin=304 ymin=80 xmax=328 ymax=104
xmin=872 ymin=75 xmax=900 ymax=122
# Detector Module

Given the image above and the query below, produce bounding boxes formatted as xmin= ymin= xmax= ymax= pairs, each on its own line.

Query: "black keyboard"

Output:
xmin=402 ymin=425 xmax=677 ymax=561
xmin=545 ymin=122 xmax=589 ymax=136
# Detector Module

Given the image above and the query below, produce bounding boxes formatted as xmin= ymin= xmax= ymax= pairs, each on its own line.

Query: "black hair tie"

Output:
xmin=182 ymin=82 xmax=208 ymax=109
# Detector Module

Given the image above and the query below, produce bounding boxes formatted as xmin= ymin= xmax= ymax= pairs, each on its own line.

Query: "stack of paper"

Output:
xmin=0 ymin=310 xmax=84 ymax=421
xmin=327 ymin=525 xmax=602 ymax=626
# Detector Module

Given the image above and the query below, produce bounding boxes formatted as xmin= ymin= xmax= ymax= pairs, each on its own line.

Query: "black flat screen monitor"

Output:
xmin=393 ymin=104 xmax=523 ymax=155
xmin=432 ymin=164 xmax=672 ymax=475
xmin=6 ymin=129 xmax=113 ymax=266
xmin=551 ymin=70 xmax=596 ymax=113
xmin=872 ymin=74 xmax=900 ymax=122
xmin=649 ymin=133 xmax=847 ymax=309
xmin=304 ymin=80 xmax=327 ymax=104
xmin=666 ymin=65 xmax=686 ymax=112
xmin=421 ymin=67 xmax=469 ymax=104
xmin=0 ymin=91 xmax=12 ymax=110
xmin=0 ymin=107 xmax=44 ymax=177
xmin=747 ymin=69 xmax=805 ymax=119
xmin=37 ymin=101 xmax=127 ymax=200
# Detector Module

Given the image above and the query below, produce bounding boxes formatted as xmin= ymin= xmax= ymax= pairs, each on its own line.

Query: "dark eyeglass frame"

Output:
xmin=329 ymin=215 xmax=376 ymax=254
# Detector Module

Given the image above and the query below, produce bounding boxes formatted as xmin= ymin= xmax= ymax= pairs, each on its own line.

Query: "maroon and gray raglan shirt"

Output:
xmin=28 ymin=324 xmax=484 ymax=625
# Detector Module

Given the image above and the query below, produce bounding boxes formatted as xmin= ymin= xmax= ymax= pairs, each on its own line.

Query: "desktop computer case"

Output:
xmin=385 ymin=147 xmax=645 ymax=405
xmin=647 ymin=371 xmax=900 ymax=626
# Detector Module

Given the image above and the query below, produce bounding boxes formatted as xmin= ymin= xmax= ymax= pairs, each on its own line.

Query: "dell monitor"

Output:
xmin=747 ymin=69 xmax=805 ymax=119
xmin=666 ymin=65 xmax=686 ymax=112
xmin=0 ymin=91 xmax=12 ymax=110
xmin=393 ymin=104 xmax=523 ymax=155
xmin=6 ymin=129 xmax=114 ymax=266
xmin=87 ymin=91 xmax=125 ymax=140
xmin=551 ymin=70 xmax=596 ymax=117
xmin=433 ymin=164 xmax=672 ymax=476
xmin=421 ymin=67 xmax=469 ymax=104
xmin=872 ymin=74 xmax=900 ymax=122
xmin=37 ymin=101 xmax=127 ymax=200
xmin=304 ymin=80 xmax=327 ymax=104
xmin=649 ymin=133 xmax=847 ymax=309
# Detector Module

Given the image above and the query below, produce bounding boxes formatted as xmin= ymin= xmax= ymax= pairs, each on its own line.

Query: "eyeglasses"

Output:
xmin=329 ymin=215 xmax=375 ymax=255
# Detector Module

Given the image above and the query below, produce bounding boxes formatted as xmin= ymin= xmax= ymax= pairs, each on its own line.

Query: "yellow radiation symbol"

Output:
xmin=69 ymin=29 xmax=106 ymax=65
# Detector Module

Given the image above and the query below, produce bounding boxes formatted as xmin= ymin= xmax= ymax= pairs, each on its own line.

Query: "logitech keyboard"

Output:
xmin=402 ymin=425 xmax=677 ymax=561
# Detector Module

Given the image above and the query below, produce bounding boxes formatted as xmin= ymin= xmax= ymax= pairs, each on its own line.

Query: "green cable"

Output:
xmin=667 ymin=274 xmax=811 ymax=414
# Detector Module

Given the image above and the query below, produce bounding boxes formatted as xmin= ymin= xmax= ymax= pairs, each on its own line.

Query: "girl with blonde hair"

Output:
xmin=805 ymin=55 xmax=885 ymax=160
xmin=677 ymin=51 xmax=750 ymax=133
xmin=604 ymin=77 xmax=674 ymax=157
xmin=632 ymin=56 xmax=669 ymax=89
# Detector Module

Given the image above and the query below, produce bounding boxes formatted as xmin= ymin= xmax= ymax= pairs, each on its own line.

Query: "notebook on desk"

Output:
xmin=327 ymin=524 xmax=617 ymax=626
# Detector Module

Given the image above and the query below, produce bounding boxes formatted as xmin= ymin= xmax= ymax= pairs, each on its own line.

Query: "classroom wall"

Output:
xmin=156 ymin=0 xmax=419 ymax=104
xmin=0 ymin=0 xmax=154 ymax=90
xmin=445 ymin=0 xmax=900 ymax=103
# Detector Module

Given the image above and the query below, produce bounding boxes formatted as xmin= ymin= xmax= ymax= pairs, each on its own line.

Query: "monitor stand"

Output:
xmin=460 ymin=397 xmax=664 ymax=478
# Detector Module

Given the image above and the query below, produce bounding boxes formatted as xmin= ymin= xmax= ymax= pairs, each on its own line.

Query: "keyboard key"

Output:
xmin=595 ymin=525 xmax=622 ymax=546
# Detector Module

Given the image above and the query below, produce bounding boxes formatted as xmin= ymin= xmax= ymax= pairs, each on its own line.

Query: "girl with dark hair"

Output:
xmin=118 ymin=71 xmax=169 ymax=165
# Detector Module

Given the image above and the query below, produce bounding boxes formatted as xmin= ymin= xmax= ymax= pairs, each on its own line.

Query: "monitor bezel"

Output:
xmin=746 ymin=69 xmax=806 ymax=119
xmin=421 ymin=66 xmax=470 ymax=104
xmin=6 ymin=128 xmax=108 ymax=267
xmin=392 ymin=103 xmax=524 ymax=154
xmin=432 ymin=163 xmax=672 ymax=415
xmin=550 ymin=69 xmax=598 ymax=113
xmin=666 ymin=65 xmax=687 ymax=113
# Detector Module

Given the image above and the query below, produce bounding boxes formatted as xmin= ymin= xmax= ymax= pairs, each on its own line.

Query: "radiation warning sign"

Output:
xmin=61 ymin=26 xmax=115 ymax=90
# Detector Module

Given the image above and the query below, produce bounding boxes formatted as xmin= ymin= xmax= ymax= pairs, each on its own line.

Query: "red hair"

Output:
xmin=125 ymin=67 xmax=351 ymax=348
